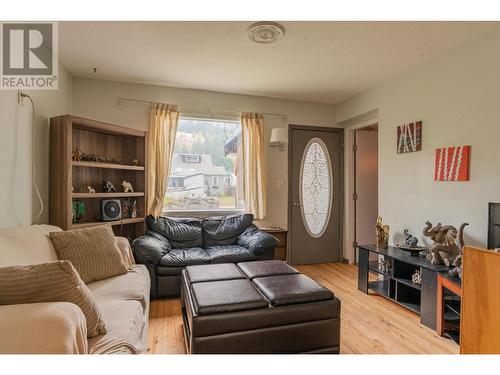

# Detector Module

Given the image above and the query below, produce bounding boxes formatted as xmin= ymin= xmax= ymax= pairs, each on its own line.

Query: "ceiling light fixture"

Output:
xmin=247 ymin=22 xmax=285 ymax=44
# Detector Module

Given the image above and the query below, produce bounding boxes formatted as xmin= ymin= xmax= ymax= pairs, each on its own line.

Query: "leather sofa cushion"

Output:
xmin=159 ymin=248 xmax=210 ymax=267
xmin=190 ymin=279 xmax=268 ymax=315
xmin=253 ymin=274 xmax=334 ymax=306
xmin=237 ymin=260 xmax=299 ymax=280
xmin=202 ymin=214 xmax=253 ymax=247
xmin=146 ymin=216 xmax=203 ymax=249
xmin=206 ymin=245 xmax=257 ymax=264
xmin=185 ymin=263 xmax=245 ymax=284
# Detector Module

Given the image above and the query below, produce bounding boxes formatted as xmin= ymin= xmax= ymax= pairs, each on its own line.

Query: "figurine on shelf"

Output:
xmin=449 ymin=251 xmax=463 ymax=279
xmin=87 ymin=185 xmax=96 ymax=194
xmin=378 ymin=258 xmax=392 ymax=273
xmin=72 ymin=200 xmax=85 ymax=224
xmin=403 ymin=229 xmax=419 ymax=248
xmin=376 ymin=217 xmax=389 ymax=249
xmin=81 ymin=151 xmax=98 ymax=162
xmin=97 ymin=156 xmax=106 ymax=163
xmin=411 ymin=270 xmax=422 ymax=285
xmin=132 ymin=159 xmax=139 ymax=167
xmin=122 ymin=180 xmax=134 ymax=193
xmin=422 ymin=221 xmax=469 ymax=266
xmin=102 ymin=180 xmax=117 ymax=193
xmin=72 ymin=147 xmax=82 ymax=161
xmin=131 ymin=200 xmax=138 ymax=218
xmin=122 ymin=199 xmax=130 ymax=218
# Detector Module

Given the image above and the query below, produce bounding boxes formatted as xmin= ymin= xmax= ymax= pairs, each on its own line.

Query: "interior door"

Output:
xmin=288 ymin=126 xmax=343 ymax=265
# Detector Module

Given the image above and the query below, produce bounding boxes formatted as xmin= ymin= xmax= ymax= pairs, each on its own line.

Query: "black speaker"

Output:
xmin=101 ymin=199 xmax=122 ymax=221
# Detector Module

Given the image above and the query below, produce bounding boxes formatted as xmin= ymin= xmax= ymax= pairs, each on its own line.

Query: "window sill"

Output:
xmin=162 ymin=209 xmax=246 ymax=218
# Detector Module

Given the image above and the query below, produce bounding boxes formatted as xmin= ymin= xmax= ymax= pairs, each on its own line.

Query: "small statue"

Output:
xmin=81 ymin=151 xmax=97 ymax=162
xmin=122 ymin=180 xmax=134 ymax=193
xmin=411 ymin=270 xmax=422 ymax=285
xmin=131 ymin=200 xmax=138 ymax=218
xmin=376 ymin=217 xmax=389 ymax=249
xmin=378 ymin=258 xmax=392 ymax=273
xmin=449 ymin=250 xmax=463 ymax=279
xmin=72 ymin=147 xmax=82 ymax=161
xmin=122 ymin=199 xmax=130 ymax=218
xmin=132 ymin=159 xmax=139 ymax=167
xmin=87 ymin=185 xmax=96 ymax=194
xmin=102 ymin=180 xmax=117 ymax=193
xmin=422 ymin=221 xmax=469 ymax=266
xmin=403 ymin=229 xmax=419 ymax=248
xmin=97 ymin=156 xmax=106 ymax=163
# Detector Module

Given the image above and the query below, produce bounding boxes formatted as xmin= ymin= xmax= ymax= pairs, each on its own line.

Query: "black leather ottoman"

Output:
xmin=181 ymin=260 xmax=341 ymax=354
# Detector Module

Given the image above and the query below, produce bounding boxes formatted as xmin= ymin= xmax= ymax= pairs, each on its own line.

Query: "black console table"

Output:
xmin=357 ymin=244 xmax=449 ymax=330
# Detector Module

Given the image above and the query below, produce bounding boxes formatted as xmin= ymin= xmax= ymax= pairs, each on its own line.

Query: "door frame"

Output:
xmin=287 ymin=125 xmax=345 ymax=264
xmin=337 ymin=110 xmax=378 ymax=264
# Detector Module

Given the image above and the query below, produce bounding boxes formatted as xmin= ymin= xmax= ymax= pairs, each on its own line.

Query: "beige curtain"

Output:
xmin=147 ymin=103 xmax=179 ymax=217
xmin=241 ymin=113 xmax=267 ymax=220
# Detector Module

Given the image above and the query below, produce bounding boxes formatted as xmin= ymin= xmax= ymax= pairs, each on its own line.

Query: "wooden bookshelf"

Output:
xmin=49 ymin=115 xmax=147 ymax=240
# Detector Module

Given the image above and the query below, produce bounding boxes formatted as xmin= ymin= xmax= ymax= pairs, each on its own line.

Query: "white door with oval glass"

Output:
xmin=290 ymin=128 xmax=342 ymax=264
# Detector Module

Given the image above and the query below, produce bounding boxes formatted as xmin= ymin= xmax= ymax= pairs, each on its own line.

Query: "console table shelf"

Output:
xmin=358 ymin=244 xmax=449 ymax=330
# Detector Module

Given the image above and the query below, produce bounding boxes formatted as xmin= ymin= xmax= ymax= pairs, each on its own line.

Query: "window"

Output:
xmin=212 ymin=176 xmax=219 ymax=187
xmin=164 ymin=117 xmax=244 ymax=212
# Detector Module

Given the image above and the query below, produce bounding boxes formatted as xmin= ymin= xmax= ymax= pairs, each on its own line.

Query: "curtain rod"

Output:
xmin=115 ymin=97 xmax=288 ymax=119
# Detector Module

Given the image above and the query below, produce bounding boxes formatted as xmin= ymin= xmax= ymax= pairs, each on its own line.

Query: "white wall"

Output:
xmin=0 ymin=65 xmax=72 ymax=228
xmin=71 ymin=77 xmax=337 ymax=229
xmin=336 ymin=28 xmax=500 ymax=249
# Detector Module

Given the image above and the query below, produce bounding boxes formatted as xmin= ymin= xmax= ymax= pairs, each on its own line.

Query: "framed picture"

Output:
xmin=397 ymin=121 xmax=422 ymax=154
xmin=434 ymin=145 xmax=471 ymax=181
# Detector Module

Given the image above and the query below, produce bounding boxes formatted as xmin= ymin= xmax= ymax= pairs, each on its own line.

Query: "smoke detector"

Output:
xmin=247 ymin=22 xmax=285 ymax=44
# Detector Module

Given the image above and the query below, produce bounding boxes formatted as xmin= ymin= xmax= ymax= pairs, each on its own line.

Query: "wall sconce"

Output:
xmin=270 ymin=128 xmax=288 ymax=151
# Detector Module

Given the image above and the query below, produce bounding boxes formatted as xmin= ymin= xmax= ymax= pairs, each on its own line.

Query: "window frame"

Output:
xmin=162 ymin=114 xmax=245 ymax=217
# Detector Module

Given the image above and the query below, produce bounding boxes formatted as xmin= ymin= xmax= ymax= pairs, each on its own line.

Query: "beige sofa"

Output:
xmin=0 ymin=225 xmax=150 ymax=354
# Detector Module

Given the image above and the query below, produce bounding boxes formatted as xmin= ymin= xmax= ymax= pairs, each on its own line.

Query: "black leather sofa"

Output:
xmin=132 ymin=214 xmax=279 ymax=298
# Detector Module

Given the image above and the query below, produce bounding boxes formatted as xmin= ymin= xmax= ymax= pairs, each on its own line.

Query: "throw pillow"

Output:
xmin=0 ymin=260 xmax=106 ymax=338
xmin=49 ymin=225 xmax=128 ymax=283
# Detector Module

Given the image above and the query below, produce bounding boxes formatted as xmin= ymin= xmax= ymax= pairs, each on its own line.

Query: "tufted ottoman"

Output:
xmin=180 ymin=260 xmax=341 ymax=354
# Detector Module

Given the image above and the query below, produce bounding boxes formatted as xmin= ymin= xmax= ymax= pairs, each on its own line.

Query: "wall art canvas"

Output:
xmin=434 ymin=145 xmax=471 ymax=182
xmin=397 ymin=121 xmax=422 ymax=154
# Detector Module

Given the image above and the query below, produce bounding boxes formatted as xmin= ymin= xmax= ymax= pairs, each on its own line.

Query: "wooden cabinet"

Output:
xmin=261 ymin=227 xmax=287 ymax=261
xmin=49 ymin=115 xmax=147 ymax=240
xmin=460 ymin=246 xmax=500 ymax=354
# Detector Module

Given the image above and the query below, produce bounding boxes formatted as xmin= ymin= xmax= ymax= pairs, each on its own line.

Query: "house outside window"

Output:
xmin=164 ymin=117 xmax=243 ymax=213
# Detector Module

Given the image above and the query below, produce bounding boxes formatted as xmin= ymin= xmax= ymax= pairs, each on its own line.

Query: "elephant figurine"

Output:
xmin=422 ymin=221 xmax=468 ymax=266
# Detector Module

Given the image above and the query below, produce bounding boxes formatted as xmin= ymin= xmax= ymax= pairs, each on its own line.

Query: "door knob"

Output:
xmin=293 ymin=202 xmax=302 ymax=207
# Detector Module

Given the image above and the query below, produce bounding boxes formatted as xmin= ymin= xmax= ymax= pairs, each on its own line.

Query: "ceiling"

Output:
xmin=59 ymin=22 xmax=498 ymax=104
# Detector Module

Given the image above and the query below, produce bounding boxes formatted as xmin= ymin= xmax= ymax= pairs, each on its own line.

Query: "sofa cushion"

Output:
xmin=159 ymin=247 xmax=210 ymax=267
xmin=185 ymin=263 xmax=245 ymax=283
xmin=202 ymin=214 xmax=254 ymax=247
xmin=0 ymin=260 xmax=106 ymax=338
xmin=0 ymin=225 xmax=60 ymax=267
xmin=206 ymin=245 xmax=257 ymax=264
xmin=190 ymin=279 xmax=268 ymax=315
xmin=252 ymin=274 xmax=334 ymax=306
xmin=88 ymin=300 xmax=145 ymax=354
xmin=88 ymin=265 xmax=150 ymax=311
xmin=237 ymin=260 xmax=299 ymax=280
xmin=49 ymin=225 xmax=129 ymax=284
xmin=146 ymin=216 xmax=203 ymax=249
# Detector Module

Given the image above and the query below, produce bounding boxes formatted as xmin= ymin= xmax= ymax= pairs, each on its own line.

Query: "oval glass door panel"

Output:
xmin=299 ymin=138 xmax=333 ymax=238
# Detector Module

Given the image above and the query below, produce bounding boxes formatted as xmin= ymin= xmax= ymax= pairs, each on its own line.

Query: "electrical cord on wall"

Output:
xmin=20 ymin=92 xmax=44 ymax=224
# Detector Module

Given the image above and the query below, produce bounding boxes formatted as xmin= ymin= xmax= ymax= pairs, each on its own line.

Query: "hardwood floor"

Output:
xmin=147 ymin=263 xmax=458 ymax=354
